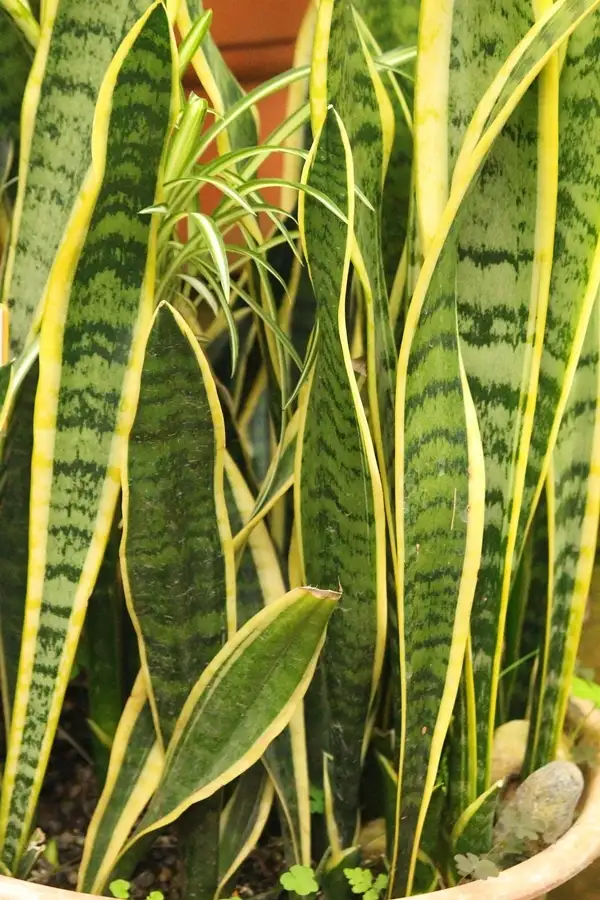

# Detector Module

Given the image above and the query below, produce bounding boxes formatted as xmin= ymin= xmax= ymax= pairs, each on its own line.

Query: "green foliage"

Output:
xmin=344 ymin=867 xmax=389 ymax=900
xmin=0 ymin=0 xmax=599 ymax=897
xmin=109 ymin=880 xmax=131 ymax=899
xmin=309 ymin=784 xmax=325 ymax=814
xmin=109 ymin=880 xmax=164 ymax=900
xmin=280 ymin=864 xmax=320 ymax=895
xmin=454 ymin=853 xmax=500 ymax=882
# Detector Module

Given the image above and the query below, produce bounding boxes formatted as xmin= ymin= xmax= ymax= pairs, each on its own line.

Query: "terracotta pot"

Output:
xmin=190 ymin=0 xmax=309 ymax=85
xmin=0 ymin=703 xmax=598 ymax=900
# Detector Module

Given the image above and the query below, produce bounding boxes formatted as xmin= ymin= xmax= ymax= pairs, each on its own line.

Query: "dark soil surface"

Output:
xmin=26 ymin=682 xmax=284 ymax=900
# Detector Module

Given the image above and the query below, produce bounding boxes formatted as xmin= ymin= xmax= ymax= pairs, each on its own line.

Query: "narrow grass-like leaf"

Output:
xmin=296 ymin=107 xmax=386 ymax=854
xmin=118 ymin=587 xmax=338 ymax=855
xmin=78 ymin=673 xmax=163 ymax=894
xmin=1 ymin=0 xmax=38 ymax=47
xmin=177 ymin=0 xmax=257 ymax=155
xmin=2 ymin=0 xmax=157 ymax=356
xmin=525 ymin=298 xmax=600 ymax=771
xmin=123 ymin=301 xmax=235 ymax=746
xmin=0 ymin=6 xmax=175 ymax=868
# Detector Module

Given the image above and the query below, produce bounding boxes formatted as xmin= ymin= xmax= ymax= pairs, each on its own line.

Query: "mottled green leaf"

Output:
xmin=119 ymin=588 xmax=337 ymax=854
xmin=2 ymin=0 xmax=156 ymax=356
xmin=526 ymin=298 xmax=600 ymax=771
xmin=0 ymin=5 xmax=173 ymax=868
xmin=298 ymin=106 xmax=386 ymax=851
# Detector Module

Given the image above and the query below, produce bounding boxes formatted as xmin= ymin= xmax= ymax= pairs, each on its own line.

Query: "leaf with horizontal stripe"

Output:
xmin=391 ymin=222 xmax=486 ymax=894
xmin=447 ymin=0 xmax=548 ymax=800
xmin=297 ymin=106 xmax=387 ymax=855
xmin=122 ymin=301 xmax=235 ymax=746
xmin=122 ymin=301 xmax=236 ymax=900
xmin=2 ymin=0 xmax=155 ymax=357
xmin=518 ymin=7 xmax=600 ymax=568
xmin=525 ymin=297 xmax=600 ymax=771
xmin=311 ymin=0 xmax=397 ymax=523
xmin=0 ymin=4 xmax=175 ymax=869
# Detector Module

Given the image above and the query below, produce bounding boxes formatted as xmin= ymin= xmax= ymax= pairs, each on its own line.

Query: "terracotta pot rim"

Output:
xmin=0 ymin=704 xmax=599 ymax=900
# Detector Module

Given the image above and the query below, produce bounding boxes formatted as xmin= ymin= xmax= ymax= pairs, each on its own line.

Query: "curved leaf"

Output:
xmin=118 ymin=587 xmax=338 ymax=856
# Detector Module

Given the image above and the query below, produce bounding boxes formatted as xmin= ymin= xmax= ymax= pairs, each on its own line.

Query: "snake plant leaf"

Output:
xmin=388 ymin=8 xmax=600 ymax=878
xmin=353 ymin=0 xmax=418 ymax=293
xmin=0 ymin=361 xmax=36 ymax=728
xmin=218 ymin=764 xmax=274 ymax=895
xmin=78 ymin=673 xmax=163 ymax=895
xmin=391 ymin=219 xmax=486 ymax=894
xmin=122 ymin=301 xmax=235 ymax=746
xmin=518 ymin=7 xmax=600 ymax=567
xmin=233 ymin=411 xmax=298 ymax=552
xmin=178 ymin=0 xmax=257 ymax=155
xmin=117 ymin=587 xmax=337 ymax=856
xmin=505 ymin=505 xmax=545 ymax=722
xmin=311 ymin=0 xmax=397 ymax=521
xmin=0 ymin=5 xmax=175 ymax=870
xmin=297 ymin=106 xmax=386 ymax=854
xmin=0 ymin=6 xmax=31 ymax=157
xmin=525 ymin=298 xmax=600 ymax=772
xmin=84 ymin=516 xmax=124 ymax=781
xmin=122 ymin=301 xmax=236 ymax=900
xmin=225 ymin=453 xmax=311 ymax=867
xmin=178 ymin=794 xmax=223 ymax=900
xmin=2 ymin=0 xmax=161 ymax=358
xmin=446 ymin=0 xmax=547 ymax=801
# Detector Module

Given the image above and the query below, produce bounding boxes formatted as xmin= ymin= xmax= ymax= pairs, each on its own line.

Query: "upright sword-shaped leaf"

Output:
xmin=1 ymin=0 xmax=155 ymax=356
xmin=296 ymin=106 xmax=387 ymax=855
xmin=0 ymin=4 xmax=175 ymax=868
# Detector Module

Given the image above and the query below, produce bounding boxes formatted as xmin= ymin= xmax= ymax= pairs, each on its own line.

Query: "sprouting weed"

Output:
xmin=454 ymin=853 xmax=500 ymax=882
xmin=280 ymin=864 xmax=320 ymax=896
xmin=309 ymin=784 xmax=325 ymax=814
xmin=109 ymin=880 xmax=164 ymax=900
xmin=344 ymin=867 xmax=389 ymax=900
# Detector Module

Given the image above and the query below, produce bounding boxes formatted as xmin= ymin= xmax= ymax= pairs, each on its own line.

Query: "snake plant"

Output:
xmin=0 ymin=0 xmax=599 ymax=897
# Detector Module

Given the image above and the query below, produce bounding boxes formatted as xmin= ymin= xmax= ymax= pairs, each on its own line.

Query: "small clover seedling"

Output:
xmin=280 ymin=864 xmax=319 ymax=896
xmin=454 ymin=853 xmax=500 ymax=881
xmin=344 ymin=867 xmax=389 ymax=900
xmin=109 ymin=880 xmax=164 ymax=900
xmin=309 ymin=785 xmax=325 ymax=814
